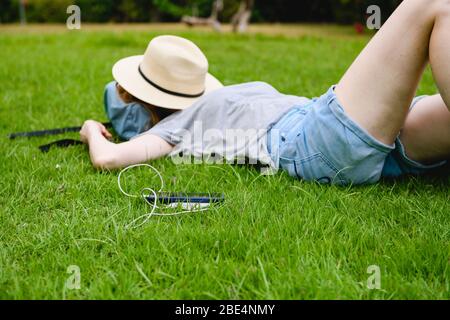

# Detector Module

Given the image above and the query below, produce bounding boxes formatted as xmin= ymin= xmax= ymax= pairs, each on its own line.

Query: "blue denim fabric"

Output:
xmin=267 ymin=87 xmax=447 ymax=185
xmin=104 ymin=81 xmax=152 ymax=141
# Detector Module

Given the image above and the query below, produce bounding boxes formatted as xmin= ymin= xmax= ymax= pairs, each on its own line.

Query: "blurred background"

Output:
xmin=1 ymin=0 xmax=402 ymax=26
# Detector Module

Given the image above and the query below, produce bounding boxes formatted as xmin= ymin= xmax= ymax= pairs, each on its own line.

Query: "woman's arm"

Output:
xmin=80 ymin=120 xmax=173 ymax=170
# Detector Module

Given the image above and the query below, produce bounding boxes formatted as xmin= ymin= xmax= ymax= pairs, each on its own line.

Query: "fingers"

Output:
xmin=80 ymin=120 xmax=113 ymax=141
xmin=98 ymin=123 xmax=113 ymax=140
xmin=102 ymin=128 xmax=113 ymax=139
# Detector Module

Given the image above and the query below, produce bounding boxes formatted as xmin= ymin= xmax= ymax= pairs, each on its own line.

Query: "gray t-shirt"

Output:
xmin=143 ymin=82 xmax=311 ymax=167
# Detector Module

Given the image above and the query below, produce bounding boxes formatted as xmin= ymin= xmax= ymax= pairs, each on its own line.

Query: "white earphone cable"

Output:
xmin=118 ymin=164 xmax=216 ymax=229
xmin=117 ymin=163 xmax=164 ymax=198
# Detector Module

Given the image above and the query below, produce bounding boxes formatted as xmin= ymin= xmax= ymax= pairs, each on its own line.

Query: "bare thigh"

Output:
xmin=334 ymin=0 xmax=445 ymax=145
xmin=401 ymin=95 xmax=450 ymax=163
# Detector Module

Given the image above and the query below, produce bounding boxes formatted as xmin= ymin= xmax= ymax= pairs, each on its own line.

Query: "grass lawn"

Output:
xmin=0 ymin=24 xmax=449 ymax=300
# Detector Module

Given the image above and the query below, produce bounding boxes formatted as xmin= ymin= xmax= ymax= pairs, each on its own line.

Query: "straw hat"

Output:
xmin=112 ymin=35 xmax=223 ymax=110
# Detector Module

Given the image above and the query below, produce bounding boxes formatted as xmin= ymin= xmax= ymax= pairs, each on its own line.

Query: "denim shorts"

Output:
xmin=267 ymin=86 xmax=448 ymax=185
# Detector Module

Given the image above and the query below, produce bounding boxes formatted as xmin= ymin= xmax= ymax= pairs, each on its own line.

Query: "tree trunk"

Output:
xmin=19 ymin=0 xmax=27 ymax=25
xmin=231 ymin=0 xmax=254 ymax=33
xmin=181 ymin=0 xmax=223 ymax=32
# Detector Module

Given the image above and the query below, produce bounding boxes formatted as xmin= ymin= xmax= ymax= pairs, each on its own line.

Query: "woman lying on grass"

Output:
xmin=81 ymin=0 xmax=450 ymax=185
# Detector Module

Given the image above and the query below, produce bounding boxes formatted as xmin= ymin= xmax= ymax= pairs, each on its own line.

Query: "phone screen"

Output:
xmin=145 ymin=192 xmax=225 ymax=204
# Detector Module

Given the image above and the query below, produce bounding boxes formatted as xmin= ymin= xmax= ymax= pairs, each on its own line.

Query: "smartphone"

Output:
xmin=145 ymin=192 xmax=225 ymax=205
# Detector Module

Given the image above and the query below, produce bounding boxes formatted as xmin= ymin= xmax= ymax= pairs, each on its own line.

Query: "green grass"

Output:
xmin=0 ymin=25 xmax=449 ymax=300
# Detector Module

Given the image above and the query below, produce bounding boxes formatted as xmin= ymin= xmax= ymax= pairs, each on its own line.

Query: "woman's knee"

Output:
xmin=404 ymin=0 xmax=450 ymax=18
xmin=415 ymin=0 xmax=450 ymax=9
xmin=393 ymin=0 xmax=445 ymax=26
xmin=437 ymin=0 xmax=450 ymax=18
xmin=401 ymin=97 xmax=450 ymax=162
xmin=426 ymin=0 xmax=450 ymax=18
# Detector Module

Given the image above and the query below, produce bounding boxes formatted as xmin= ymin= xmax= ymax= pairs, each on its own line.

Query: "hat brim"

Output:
xmin=112 ymin=55 xmax=223 ymax=110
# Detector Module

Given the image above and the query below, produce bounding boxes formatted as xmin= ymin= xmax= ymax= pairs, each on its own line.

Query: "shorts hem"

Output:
xmin=326 ymin=86 xmax=395 ymax=154
xmin=395 ymin=138 xmax=448 ymax=170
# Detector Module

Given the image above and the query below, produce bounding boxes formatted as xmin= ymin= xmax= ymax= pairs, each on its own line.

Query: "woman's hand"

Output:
xmin=79 ymin=119 xmax=173 ymax=170
xmin=80 ymin=120 xmax=112 ymax=144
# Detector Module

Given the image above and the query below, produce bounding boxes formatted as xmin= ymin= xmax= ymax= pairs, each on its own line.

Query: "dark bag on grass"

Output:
xmin=8 ymin=81 xmax=151 ymax=152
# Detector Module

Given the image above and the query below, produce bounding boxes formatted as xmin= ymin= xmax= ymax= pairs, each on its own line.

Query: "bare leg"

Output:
xmin=335 ymin=0 xmax=450 ymax=145
xmin=430 ymin=3 xmax=450 ymax=111
xmin=401 ymin=95 xmax=450 ymax=163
